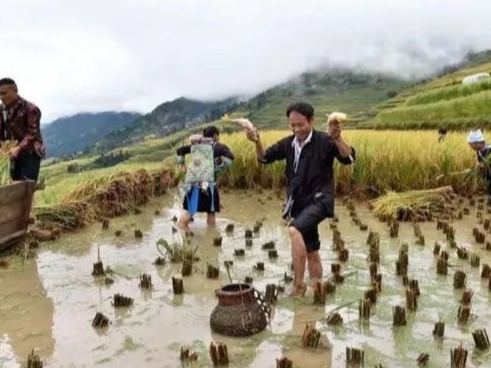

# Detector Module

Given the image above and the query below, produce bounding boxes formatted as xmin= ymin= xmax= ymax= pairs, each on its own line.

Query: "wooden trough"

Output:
xmin=0 ymin=181 xmax=36 ymax=251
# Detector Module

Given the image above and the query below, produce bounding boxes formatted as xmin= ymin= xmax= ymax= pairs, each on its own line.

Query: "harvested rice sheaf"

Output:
xmin=0 ymin=140 xmax=17 ymax=186
xmin=35 ymin=169 xmax=174 ymax=231
xmin=35 ymin=201 xmax=97 ymax=231
xmin=371 ymin=186 xmax=457 ymax=222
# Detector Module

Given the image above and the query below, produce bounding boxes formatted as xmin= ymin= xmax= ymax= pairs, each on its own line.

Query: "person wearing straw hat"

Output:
xmin=245 ymin=102 xmax=355 ymax=297
xmin=467 ymin=129 xmax=491 ymax=196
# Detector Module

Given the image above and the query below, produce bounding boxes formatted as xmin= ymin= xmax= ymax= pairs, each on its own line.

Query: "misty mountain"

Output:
xmin=57 ymin=49 xmax=491 ymax=157
xmin=82 ymin=70 xmax=408 ymax=155
xmin=91 ymin=97 xmax=240 ymax=151
xmin=42 ymin=112 xmax=141 ymax=158
xmin=238 ymin=69 xmax=410 ymax=128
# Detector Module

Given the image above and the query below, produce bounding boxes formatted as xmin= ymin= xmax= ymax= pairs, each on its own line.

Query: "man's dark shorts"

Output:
xmin=289 ymin=201 xmax=328 ymax=253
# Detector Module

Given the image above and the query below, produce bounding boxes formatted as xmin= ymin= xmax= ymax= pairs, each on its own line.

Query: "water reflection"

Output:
xmin=0 ymin=259 xmax=55 ymax=366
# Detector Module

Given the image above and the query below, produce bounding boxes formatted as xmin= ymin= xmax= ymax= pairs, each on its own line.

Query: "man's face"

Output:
xmin=0 ymin=84 xmax=18 ymax=106
xmin=469 ymin=142 xmax=485 ymax=151
xmin=289 ymin=111 xmax=313 ymax=142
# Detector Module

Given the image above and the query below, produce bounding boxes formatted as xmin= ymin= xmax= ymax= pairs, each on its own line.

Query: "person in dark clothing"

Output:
xmin=0 ymin=78 xmax=44 ymax=182
xmin=438 ymin=128 xmax=447 ymax=142
xmin=467 ymin=129 xmax=491 ymax=196
xmin=246 ymin=102 xmax=356 ymax=296
xmin=176 ymin=126 xmax=234 ymax=228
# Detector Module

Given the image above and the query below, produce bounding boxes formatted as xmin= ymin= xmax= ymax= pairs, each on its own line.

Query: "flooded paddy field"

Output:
xmin=1 ymin=191 xmax=491 ymax=368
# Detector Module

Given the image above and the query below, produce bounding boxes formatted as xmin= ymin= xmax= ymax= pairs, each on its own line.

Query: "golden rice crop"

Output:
xmin=34 ymin=168 xmax=175 ymax=233
xmin=217 ymin=130 xmax=480 ymax=197
xmin=0 ymin=140 xmax=17 ymax=186
xmin=35 ymin=201 xmax=97 ymax=231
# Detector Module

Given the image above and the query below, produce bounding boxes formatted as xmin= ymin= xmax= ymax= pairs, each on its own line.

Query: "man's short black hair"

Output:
xmin=286 ymin=102 xmax=314 ymax=121
xmin=0 ymin=78 xmax=17 ymax=87
xmin=203 ymin=126 xmax=220 ymax=138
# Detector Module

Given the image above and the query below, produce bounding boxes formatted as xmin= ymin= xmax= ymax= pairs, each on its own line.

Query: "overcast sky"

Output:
xmin=1 ymin=0 xmax=490 ymax=123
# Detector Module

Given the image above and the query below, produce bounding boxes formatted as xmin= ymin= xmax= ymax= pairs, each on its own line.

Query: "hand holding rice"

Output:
xmin=221 ymin=114 xmax=258 ymax=141
xmin=327 ymin=112 xmax=348 ymax=124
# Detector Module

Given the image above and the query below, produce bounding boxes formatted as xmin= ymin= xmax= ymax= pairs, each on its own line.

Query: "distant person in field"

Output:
xmin=438 ymin=128 xmax=447 ymax=142
xmin=176 ymin=126 xmax=234 ymax=228
xmin=245 ymin=102 xmax=356 ymax=297
xmin=467 ymin=129 xmax=491 ymax=196
xmin=0 ymin=78 xmax=44 ymax=182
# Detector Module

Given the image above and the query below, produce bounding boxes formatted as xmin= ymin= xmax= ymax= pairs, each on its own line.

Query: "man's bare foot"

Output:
xmin=177 ymin=220 xmax=190 ymax=230
xmin=289 ymin=283 xmax=307 ymax=297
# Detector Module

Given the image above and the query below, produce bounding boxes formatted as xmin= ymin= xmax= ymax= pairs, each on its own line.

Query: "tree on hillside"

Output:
xmin=256 ymin=93 xmax=267 ymax=109
xmin=387 ymin=90 xmax=398 ymax=98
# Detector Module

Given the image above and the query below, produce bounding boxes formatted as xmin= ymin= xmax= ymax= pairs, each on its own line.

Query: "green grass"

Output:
xmin=369 ymin=59 xmax=491 ymax=124
xmin=402 ymin=60 xmax=491 ymax=101
xmin=372 ymin=91 xmax=491 ymax=130
xmin=356 ymin=57 xmax=491 ymax=130
xmin=405 ymin=79 xmax=491 ymax=106
xmin=247 ymin=77 xmax=407 ymax=129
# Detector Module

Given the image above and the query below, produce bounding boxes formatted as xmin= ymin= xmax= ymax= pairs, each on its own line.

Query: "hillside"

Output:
xmin=364 ymin=50 xmax=491 ymax=129
xmin=241 ymin=70 xmax=409 ymax=129
xmin=42 ymin=112 xmax=141 ymax=158
xmin=78 ymin=69 xmax=408 ymax=155
xmin=51 ymin=50 xmax=491 ymax=158
xmin=91 ymin=97 xmax=240 ymax=152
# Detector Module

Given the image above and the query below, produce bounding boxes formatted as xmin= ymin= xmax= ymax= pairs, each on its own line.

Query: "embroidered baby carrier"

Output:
xmin=183 ymin=140 xmax=218 ymax=215
xmin=185 ymin=142 xmax=215 ymax=184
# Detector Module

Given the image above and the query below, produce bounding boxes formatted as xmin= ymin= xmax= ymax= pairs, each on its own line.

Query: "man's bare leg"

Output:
xmin=306 ymin=251 xmax=323 ymax=284
xmin=289 ymin=226 xmax=307 ymax=296
xmin=207 ymin=213 xmax=216 ymax=226
xmin=178 ymin=211 xmax=193 ymax=229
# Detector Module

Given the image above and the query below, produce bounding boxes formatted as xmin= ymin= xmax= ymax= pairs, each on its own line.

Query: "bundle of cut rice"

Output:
xmin=0 ymin=140 xmax=17 ymax=186
xmin=371 ymin=186 xmax=457 ymax=222
xmin=221 ymin=114 xmax=255 ymax=131
xmin=327 ymin=112 xmax=348 ymax=124
xmin=35 ymin=201 xmax=97 ymax=231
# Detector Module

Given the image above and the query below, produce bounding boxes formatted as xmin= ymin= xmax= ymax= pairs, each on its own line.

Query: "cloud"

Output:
xmin=1 ymin=0 xmax=490 ymax=122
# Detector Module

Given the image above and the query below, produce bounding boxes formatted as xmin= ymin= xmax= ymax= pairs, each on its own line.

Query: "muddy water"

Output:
xmin=1 ymin=191 xmax=491 ymax=368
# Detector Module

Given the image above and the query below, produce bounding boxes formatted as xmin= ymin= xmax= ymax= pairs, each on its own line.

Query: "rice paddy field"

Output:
xmin=2 ymin=189 xmax=491 ymax=368
xmin=35 ymin=129 xmax=483 ymax=209
xmin=2 ymin=125 xmax=491 ymax=368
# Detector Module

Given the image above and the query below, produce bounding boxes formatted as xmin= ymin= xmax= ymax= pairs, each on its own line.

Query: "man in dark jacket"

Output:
xmin=246 ymin=102 xmax=356 ymax=296
xmin=0 ymin=78 xmax=45 ymax=182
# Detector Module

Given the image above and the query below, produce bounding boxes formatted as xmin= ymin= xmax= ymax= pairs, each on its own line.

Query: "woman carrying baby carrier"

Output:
xmin=176 ymin=126 xmax=234 ymax=228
